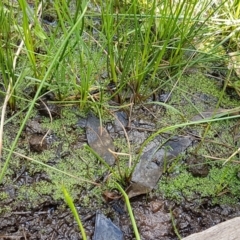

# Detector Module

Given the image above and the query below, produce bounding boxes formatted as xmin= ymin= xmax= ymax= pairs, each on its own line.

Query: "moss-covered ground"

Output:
xmin=1 ymin=71 xmax=239 ymax=211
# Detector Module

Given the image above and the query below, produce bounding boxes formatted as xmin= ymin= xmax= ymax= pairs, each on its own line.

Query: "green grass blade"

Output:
xmin=62 ymin=185 xmax=87 ymax=240
xmin=84 ymin=144 xmax=120 ymax=180
xmin=114 ymin=181 xmax=140 ymax=240
xmin=138 ymin=113 xmax=240 ymax=162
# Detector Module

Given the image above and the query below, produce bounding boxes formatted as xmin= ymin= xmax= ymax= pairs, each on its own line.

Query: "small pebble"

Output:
xmin=29 ymin=134 xmax=47 ymax=153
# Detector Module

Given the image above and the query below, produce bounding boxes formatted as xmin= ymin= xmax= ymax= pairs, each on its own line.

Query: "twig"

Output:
xmin=108 ymin=110 xmax=132 ymax=168
xmin=38 ymin=98 xmax=53 ymax=145
xmin=223 ymin=147 xmax=240 ymax=165
xmin=22 ymin=227 xmax=27 ymax=240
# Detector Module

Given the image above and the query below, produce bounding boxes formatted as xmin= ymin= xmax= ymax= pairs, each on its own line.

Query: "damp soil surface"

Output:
xmin=2 ymin=0 xmax=240 ymax=238
xmin=1 ymin=193 xmax=240 ymax=240
xmin=1 ymin=74 xmax=240 ymax=239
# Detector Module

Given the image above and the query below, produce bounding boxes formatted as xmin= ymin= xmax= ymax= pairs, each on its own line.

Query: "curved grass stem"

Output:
xmin=114 ymin=181 xmax=140 ymax=240
xmin=62 ymin=185 xmax=87 ymax=240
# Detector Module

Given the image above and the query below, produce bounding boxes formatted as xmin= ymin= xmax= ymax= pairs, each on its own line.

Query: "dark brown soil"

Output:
xmin=1 ymin=88 xmax=240 ymax=239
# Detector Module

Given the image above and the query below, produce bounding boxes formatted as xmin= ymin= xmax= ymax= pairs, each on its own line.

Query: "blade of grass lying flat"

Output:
xmin=3 ymin=148 xmax=99 ymax=186
xmin=137 ymin=113 xmax=240 ymax=162
xmin=62 ymin=185 xmax=87 ymax=240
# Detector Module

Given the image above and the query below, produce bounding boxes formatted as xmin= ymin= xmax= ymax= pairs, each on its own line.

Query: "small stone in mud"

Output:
xmin=36 ymin=93 xmax=61 ymax=118
xmin=93 ymin=212 xmax=123 ymax=240
xmin=186 ymin=155 xmax=210 ymax=177
xmin=150 ymin=200 xmax=164 ymax=213
xmin=114 ymin=111 xmax=128 ymax=133
xmin=42 ymin=14 xmax=57 ymax=26
xmin=128 ymin=136 xmax=193 ymax=198
xmin=159 ymin=92 xmax=171 ymax=102
xmin=37 ymin=100 xmax=61 ymax=118
xmin=29 ymin=134 xmax=47 ymax=153
xmin=26 ymin=120 xmax=44 ymax=134
xmin=76 ymin=117 xmax=87 ymax=128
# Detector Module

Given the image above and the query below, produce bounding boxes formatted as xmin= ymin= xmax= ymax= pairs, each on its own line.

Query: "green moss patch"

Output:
xmin=159 ymin=162 xmax=240 ymax=205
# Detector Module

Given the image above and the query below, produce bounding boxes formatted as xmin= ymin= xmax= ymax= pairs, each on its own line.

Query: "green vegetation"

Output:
xmin=159 ymin=164 xmax=240 ymax=205
xmin=0 ymin=0 xmax=240 ymax=237
xmin=62 ymin=185 xmax=87 ymax=240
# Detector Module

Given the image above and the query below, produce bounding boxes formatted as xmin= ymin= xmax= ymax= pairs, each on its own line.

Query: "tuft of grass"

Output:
xmin=0 ymin=2 xmax=16 ymax=111
xmin=0 ymin=1 xmax=89 ymax=183
xmin=1 ymin=0 xmax=240 ymax=238
xmin=1 ymin=0 xmax=238 ymax=110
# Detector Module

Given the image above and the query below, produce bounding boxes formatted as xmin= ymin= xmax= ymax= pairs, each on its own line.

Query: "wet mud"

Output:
xmin=1 ymin=84 xmax=240 ymax=239
xmin=1 ymin=192 xmax=240 ymax=239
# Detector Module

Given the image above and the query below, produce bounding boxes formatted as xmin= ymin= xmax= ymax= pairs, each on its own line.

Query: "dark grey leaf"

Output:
xmin=93 ymin=212 xmax=123 ymax=240
xmin=86 ymin=114 xmax=115 ymax=166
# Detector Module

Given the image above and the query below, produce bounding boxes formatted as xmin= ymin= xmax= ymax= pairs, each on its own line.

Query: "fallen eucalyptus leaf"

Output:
xmin=127 ymin=136 xmax=192 ymax=198
xmin=86 ymin=113 xmax=115 ymax=166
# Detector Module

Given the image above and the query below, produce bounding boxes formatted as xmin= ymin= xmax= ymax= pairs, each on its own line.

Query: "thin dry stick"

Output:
xmin=0 ymin=236 xmax=22 ymax=239
xmin=108 ymin=111 xmax=132 ymax=168
xmin=202 ymin=154 xmax=240 ymax=164
xmin=0 ymin=2 xmax=43 ymax=161
xmin=50 ymin=233 xmax=55 ymax=240
xmin=0 ymin=86 xmax=11 ymax=160
xmin=10 ymin=150 xmax=99 ymax=185
xmin=22 ymin=227 xmax=27 ymax=240
xmin=108 ymin=149 xmax=131 ymax=157
xmin=223 ymin=147 xmax=240 ymax=165
xmin=202 ymin=155 xmax=225 ymax=161
xmin=38 ymin=98 xmax=53 ymax=144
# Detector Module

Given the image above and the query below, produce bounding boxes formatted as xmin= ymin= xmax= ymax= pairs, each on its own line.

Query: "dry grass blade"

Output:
xmin=8 ymin=149 xmax=100 ymax=186
xmin=223 ymin=147 xmax=240 ymax=165
xmin=38 ymin=98 xmax=53 ymax=145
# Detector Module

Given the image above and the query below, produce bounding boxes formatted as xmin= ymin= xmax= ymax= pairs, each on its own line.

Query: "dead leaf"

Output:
xmin=86 ymin=113 xmax=115 ymax=166
xmin=127 ymin=136 xmax=192 ymax=198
